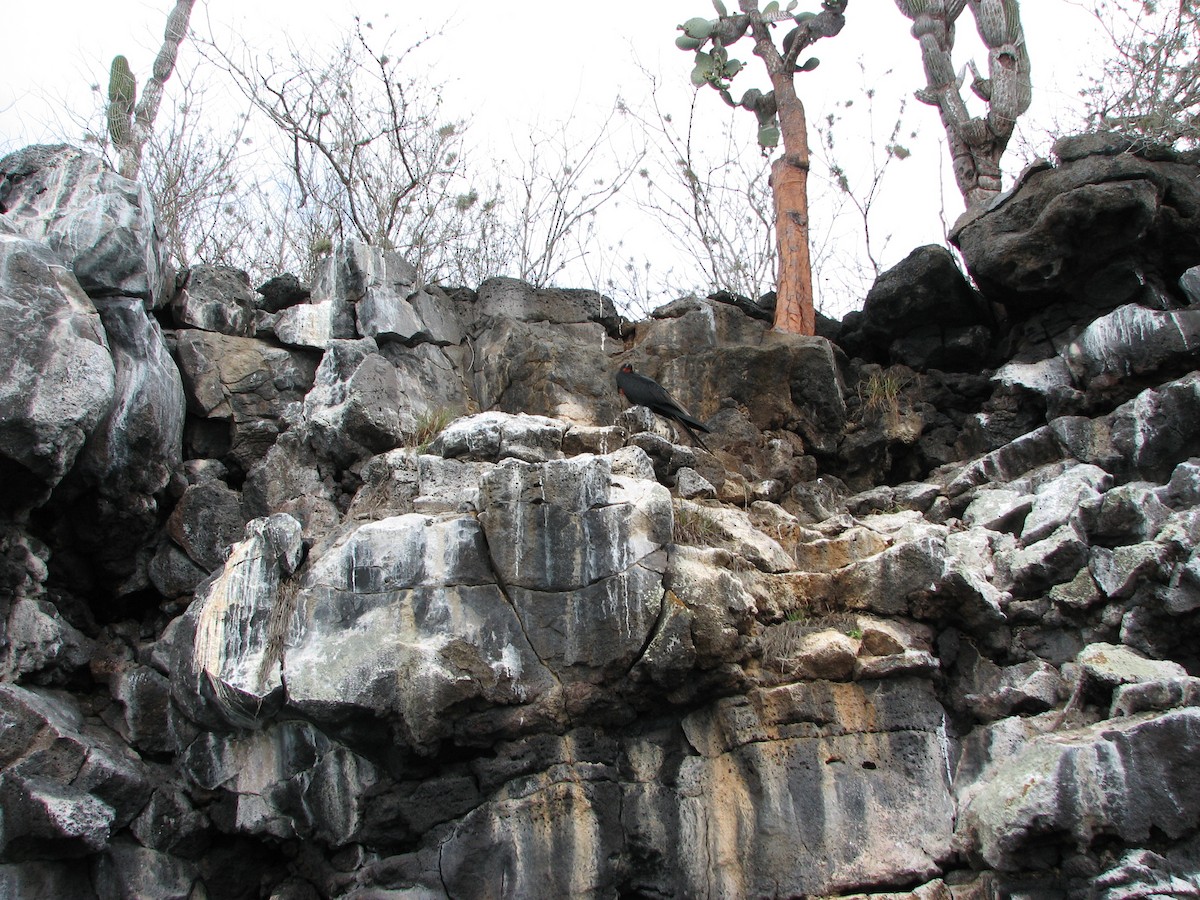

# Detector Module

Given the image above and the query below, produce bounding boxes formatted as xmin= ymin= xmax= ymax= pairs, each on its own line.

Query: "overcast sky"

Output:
xmin=1 ymin=1 xmax=1103 ymax=316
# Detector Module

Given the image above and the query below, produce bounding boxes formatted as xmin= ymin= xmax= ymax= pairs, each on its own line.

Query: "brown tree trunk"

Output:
xmin=768 ymin=128 xmax=816 ymax=333
xmin=768 ymin=66 xmax=816 ymax=335
xmin=741 ymin=0 xmax=846 ymax=335
xmin=770 ymin=153 xmax=815 ymax=336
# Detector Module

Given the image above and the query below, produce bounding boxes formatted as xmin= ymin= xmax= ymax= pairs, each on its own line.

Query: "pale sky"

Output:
xmin=1 ymin=1 xmax=1103 ymax=316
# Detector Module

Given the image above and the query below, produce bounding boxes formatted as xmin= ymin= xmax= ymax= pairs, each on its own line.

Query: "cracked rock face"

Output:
xmin=182 ymin=451 xmax=673 ymax=752
xmin=9 ymin=139 xmax=1200 ymax=899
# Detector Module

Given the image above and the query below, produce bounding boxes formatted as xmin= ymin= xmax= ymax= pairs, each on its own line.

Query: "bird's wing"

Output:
xmin=627 ymin=372 xmax=676 ymax=406
xmin=624 ymin=372 xmax=710 ymax=430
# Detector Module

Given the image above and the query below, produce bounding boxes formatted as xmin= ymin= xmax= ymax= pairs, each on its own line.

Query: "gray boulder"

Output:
xmin=171 ymin=514 xmax=303 ymax=728
xmin=130 ymin=788 xmax=209 ymax=857
xmin=301 ymin=338 xmax=408 ymax=465
xmin=165 ymin=479 xmax=247 ymax=573
xmin=172 ymin=265 xmax=256 ymax=336
xmin=1095 ymin=849 xmax=1200 ymax=900
xmin=82 ymin=297 xmax=184 ymax=499
xmin=272 ymin=299 xmax=353 ymax=349
xmin=841 ymin=244 xmax=995 ymax=370
xmin=0 ymin=684 xmax=151 ymax=861
xmin=174 ymin=328 xmax=317 ymax=471
xmin=472 ymin=317 xmax=623 ymax=426
xmin=430 ymin=411 xmax=568 ymax=463
xmin=92 ymin=843 xmax=197 ymax=900
xmin=667 ymin=679 xmax=955 ymax=897
xmin=1109 ymin=372 xmax=1200 ymax=477
xmin=358 ymin=284 xmax=464 ymax=347
xmin=958 ymin=708 xmax=1200 ymax=870
xmin=471 ymin=277 xmax=623 ymax=335
xmin=181 ymin=721 xmax=379 ymax=845
xmin=254 ymin=273 xmax=310 ymax=313
xmin=0 ymin=598 xmax=93 ymax=683
xmin=1064 ymin=303 xmax=1200 ymax=385
xmin=282 ymin=511 xmax=560 ymax=749
xmin=0 ymin=230 xmax=115 ymax=509
xmin=0 ymin=145 xmax=167 ymax=307
xmin=953 ymin=139 xmax=1200 ymax=318
xmin=0 ymin=774 xmax=115 ymax=861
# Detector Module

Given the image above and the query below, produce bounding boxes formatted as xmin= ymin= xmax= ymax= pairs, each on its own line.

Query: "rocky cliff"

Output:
xmin=2 ymin=135 xmax=1200 ymax=898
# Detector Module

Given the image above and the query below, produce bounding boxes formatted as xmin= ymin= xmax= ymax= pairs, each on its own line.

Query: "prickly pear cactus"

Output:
xmin=674 ymin=0 xmax=845 ymax=152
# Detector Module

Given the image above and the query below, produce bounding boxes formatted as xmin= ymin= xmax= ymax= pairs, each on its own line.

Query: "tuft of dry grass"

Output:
xmin=257 ymin=571 xmax=303 ymax=691
xmin=408 ymin=406 xmax=458 ymax=453
xmin=673 ymin=502 xmax=722 ymax=546
xmin=859 ymin=370 xmax=907 ymax=419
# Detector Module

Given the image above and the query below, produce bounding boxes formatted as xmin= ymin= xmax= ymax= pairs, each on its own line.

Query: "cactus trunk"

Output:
xmin=897 ymin=0 xmax=1031 ymax=207
xmin=106 ymin=56 xmax=136 ymax=148
xmin=769 ymin=74 xmax=816 ymax=336
xmin=114 ymin=0 xmax=196 ymax=181
xmin=771 ymin=155 xmax=815 ymax=335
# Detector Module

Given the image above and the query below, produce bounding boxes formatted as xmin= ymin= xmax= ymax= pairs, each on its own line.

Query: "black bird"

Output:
xmin=616 ymin=363 xmax=711 ymax=451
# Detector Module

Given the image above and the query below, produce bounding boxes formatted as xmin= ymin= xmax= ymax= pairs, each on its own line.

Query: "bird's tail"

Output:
xmin=676 ymin=418 xmax=710 ymax=452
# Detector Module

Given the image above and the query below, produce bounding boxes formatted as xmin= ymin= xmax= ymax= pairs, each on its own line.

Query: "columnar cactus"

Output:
xmin=673 ymin=0 xmax=850 ymax=335
xmin=106 ymin=55 xmax=137 ymax=149
xmin=106 ymin=0 xmax=196 ymax=181
xmin=894 ymin=0 xmax=1031 ymax=207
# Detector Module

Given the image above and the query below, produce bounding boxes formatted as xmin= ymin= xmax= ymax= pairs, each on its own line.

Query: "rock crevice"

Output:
xmin=5 ymin=138 xmax=1200 ymax=897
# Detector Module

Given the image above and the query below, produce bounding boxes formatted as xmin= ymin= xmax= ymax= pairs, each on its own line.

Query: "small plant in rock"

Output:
xmin=760 ymin=618 xmax=810 ymax=673
xmin=784 ymin=606 xmax=810 ymax=624
xmin=857 ymin=368 xmax=910 ymax=427
xmin=257 ymin=570 xmax=303 ymax=691
xmin=408 ymin=406 xmax=458 ymax=453
xmin=673 ymin=501 xmax=723 ymax=546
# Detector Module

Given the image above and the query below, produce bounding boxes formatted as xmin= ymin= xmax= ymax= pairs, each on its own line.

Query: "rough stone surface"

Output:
xmin=0 ymin=231 xmax=115 ymax=508
xmin=958 ymin=709 xmax=1200 ymax=870
xmin=953 ymin=141 xmax=1200 ymax=319
xmin=173 ymin=265 xmax=257 ymax=337
xmin=6 ymin=137 xmax=1200 ymax=899
xmin=839 ymin=244 xmax=995 ymax=370
xmin=0 ymin=145 xmax=167 ymax=306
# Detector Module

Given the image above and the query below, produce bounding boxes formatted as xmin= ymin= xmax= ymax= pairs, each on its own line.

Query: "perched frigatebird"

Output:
xmin=616 ymin=363 xmax=711 ymax=450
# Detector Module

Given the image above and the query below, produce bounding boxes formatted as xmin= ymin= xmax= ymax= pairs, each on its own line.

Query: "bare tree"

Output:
xmin=139 ymin=74 xmax=261 ymax=275
xmin=814 ymin=65 xmax=916 ymax=285
xmin=893 ymin=0 xmax=1032 ymax=208
xmin=106 ymin=0 xmax=195 ymax=180
xmin=624 ymin=81 xmax=777 ymax=306
xmin=1079 ymin=0 xmax=1200 ymax=147
xmin=200 ymin=19 xmax=489 ymax=282
xmin=502 ymin=108 xmax=645 ymax=287
xmin=195 ymin=18 xmax=639 ymax=291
